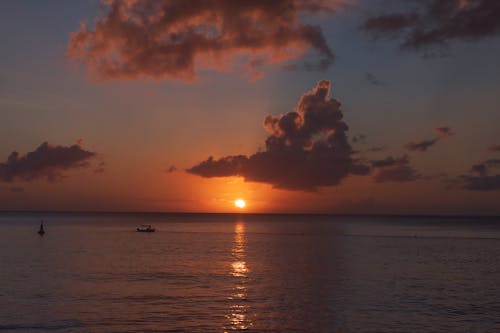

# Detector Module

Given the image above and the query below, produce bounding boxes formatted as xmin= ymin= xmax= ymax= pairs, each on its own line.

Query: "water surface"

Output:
xmin=0 ymin=213 xmax=499 ymax=332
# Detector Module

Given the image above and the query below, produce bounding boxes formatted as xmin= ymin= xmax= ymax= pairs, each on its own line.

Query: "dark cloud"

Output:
xmin=404 ymin=126 xmax=454 ymax=152
xmin=187 ymin=80 xmax=370 ymax=191
xmin=460 ymin=174 xmax=500 ymax=191
xmin=371 ymin=155 xmax=422 ymax=183
xmin=434 ymin=126 xmax=454 ymax=136
xmin=404 ymin=138 xmax=438 ymax=152
xmin=488 ymin=144 xmax=500 ymax=152
xmin=470 ymin=159 xmax=500 ymax=175
xmin=67 ymin=0 xmax=339 ymax=81
xmin=470 ymin=163 xmax=488 ymax=177
xmin=0 ymin=142 xmax=97 ymax=183
xmin=364 ymin=72 xmax=384 ymax=85
xmin=166 ymin=165 xmax=177 ymax=173
xmin=454 ymin=158 xmax=500 ymax=191
xmin=362 ymin=0 xmax=500 ymax=51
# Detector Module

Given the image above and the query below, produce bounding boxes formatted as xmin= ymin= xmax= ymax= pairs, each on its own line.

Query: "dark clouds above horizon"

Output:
xmin=362 ymin=0 xmax=500 ymax=51
xmin=67 ymin=0 xmax=340 ymax=81
xmin=188 ymin=80 xmax=372 ymax=191
xmin=371 ymin=155 xmax=422 ymax=183
xmin=456 ymin=158 xmax=500 ymax=191
xmin=0 ymin=142 xmax=98 ymax=183
xmin=187 ymin=80 xmax=430 ymax=190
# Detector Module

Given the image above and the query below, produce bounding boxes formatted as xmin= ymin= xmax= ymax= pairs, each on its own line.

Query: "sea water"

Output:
xmin=0 ymin=212 xmax=499 ymax=332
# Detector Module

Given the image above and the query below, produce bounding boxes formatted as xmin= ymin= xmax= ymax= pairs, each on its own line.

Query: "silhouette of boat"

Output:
xmin=136 ymin=224 xmax=155 ymax=232
xmin=38 ymin=221 xmax=45 ymax=236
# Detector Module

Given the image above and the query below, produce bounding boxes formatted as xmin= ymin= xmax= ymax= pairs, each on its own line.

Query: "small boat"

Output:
xmin=38 ymin=221 xmax=45 ymax=236
xmin=136 ymin=224 xmax=155 ymax=232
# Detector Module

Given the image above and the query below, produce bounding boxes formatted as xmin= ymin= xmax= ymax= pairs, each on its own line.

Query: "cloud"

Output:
xmin=0 ymin=142 xmax=97 ymax=183
xmin=404 ymin=126 xmax=454 ymax=152
xmin=404 ymin=138 xmax=438 ymax=152
xmin=459 ymin=174 xmax=500 ymax=191
xmin=364 ymin=72 xmax=384 ymax=85
xmin=453 ymin=158 xmax=500 ymax=191
xmin=371 ymin=155 xmax=421 ymax=183
xmin=67 ymin=0 xmax=340 ymax=81
xmin=471 ymin=159 xmax=500 ymax=175
xmin=166 ymin=165 xmax=177 ymax=173
xmin=488 ymin=144 xmax=500 ymax=152
xmin=362 ymin=0 xmax=500 ymax=51
xmin=187 ymin=80 xmax=370 ymax=191
xmin=434 ymin=126 xmax=454 ymax=136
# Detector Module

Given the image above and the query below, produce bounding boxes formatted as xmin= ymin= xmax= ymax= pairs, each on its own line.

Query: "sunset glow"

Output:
xmin=234 ymin=199 xmax=246 ymax=209
xmin=2 ymin=1 xmax=500 ymax=332
xmin=0 ymin=0 xmax=499 ymax=215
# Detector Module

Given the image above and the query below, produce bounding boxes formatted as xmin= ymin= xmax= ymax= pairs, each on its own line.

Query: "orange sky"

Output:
xmin=1 ymin=0 xmax=500 ymax=214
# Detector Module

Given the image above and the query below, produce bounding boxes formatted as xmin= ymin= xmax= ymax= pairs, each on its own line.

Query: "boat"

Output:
xmin=38 ymin=221 xmax=45 ymax=235
xmin=136 ymin=224 xmax=155 ymax=232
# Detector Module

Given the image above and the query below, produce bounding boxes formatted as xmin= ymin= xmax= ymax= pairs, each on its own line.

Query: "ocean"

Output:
xmin=0 ymin=212 xmax=499 ymax=332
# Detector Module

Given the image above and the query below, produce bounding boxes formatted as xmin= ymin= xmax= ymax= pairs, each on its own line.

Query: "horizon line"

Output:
xmin=0 ymin=209 xmax=499 ymax=219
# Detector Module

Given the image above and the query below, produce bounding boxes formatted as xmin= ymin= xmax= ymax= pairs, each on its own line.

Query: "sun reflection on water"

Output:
xmin=224 ymin=221 xmax=253 ymax=331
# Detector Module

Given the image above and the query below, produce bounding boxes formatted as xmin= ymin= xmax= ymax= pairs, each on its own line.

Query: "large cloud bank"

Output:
xmin=67 ymin=0 xmax=339 ymax=81
xmin=187 ymin=80 xmax=371 ymax=191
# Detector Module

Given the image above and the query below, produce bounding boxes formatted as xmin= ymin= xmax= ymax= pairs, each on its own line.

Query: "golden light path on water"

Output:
xmin=225 ymin=221 xmax=253 ymax=331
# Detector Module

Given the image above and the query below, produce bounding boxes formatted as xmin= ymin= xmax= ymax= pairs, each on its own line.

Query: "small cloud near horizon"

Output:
xmin=451 ymin=158 xmax=500 ymax=191
xmin=371 ymin=155 xmax=422 ymax=183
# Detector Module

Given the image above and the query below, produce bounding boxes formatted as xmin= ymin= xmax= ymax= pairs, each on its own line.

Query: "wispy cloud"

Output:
xmin=362 ymin=0 xmax=500 ymax=52
xmin=404 ymin=138 xmax=438 ymax=152
xmin=371 ymin=155 xmax=421 ymax=182
xmin=404 ymin=126 xmax=454 ymax=152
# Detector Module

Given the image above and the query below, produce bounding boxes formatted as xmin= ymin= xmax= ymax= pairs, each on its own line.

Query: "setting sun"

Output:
xmin=234 ymin=199 xmax=246 ymax=209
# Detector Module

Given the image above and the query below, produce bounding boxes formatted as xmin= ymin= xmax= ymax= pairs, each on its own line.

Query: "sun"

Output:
xmin=234 ymin=199 xmax=246 ymax=209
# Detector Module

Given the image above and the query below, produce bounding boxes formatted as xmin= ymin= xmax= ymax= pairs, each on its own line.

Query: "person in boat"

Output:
xmin=136 ymin=224 xmax=155 ymax=232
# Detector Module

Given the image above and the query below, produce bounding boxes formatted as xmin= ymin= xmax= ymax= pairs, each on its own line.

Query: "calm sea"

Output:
xmin=0 ymin=212 xmax=499 ymax=332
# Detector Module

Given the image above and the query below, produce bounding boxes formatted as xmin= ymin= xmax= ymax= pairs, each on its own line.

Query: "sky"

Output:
xmin=1 ymin=0 xmax=500 ymax=215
